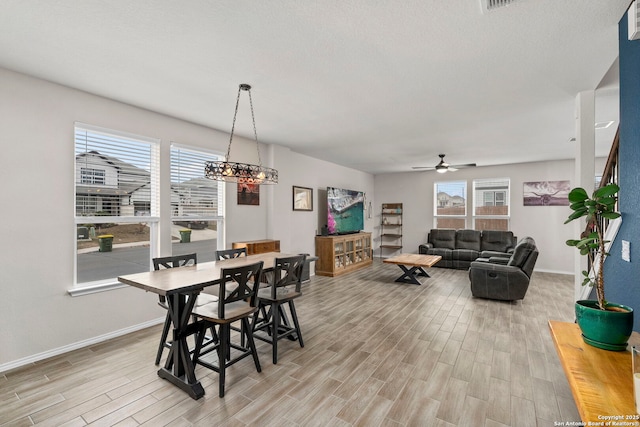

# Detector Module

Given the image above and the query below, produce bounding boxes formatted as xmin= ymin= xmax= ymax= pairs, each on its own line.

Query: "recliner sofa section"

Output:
xmin=418 ymin=229 xmax=517 ymax=270
xmin=468 ymin=236 xmax=539 ymax=301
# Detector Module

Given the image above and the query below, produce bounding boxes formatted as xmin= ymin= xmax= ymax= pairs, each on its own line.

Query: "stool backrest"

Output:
xmin=216 ymin=248 xmax=247 ymax=260
xmin=219 ymin=261 xmax=264 ymax=318
xmin=153 ymin=253 xmax=197 ymax=270
xmin=270 ymin=255 xmax=306 ymax=299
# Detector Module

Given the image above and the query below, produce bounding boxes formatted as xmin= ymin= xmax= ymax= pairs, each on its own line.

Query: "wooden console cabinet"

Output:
xmin=232 ymin=239 xmax=280 ymax=255
xmin=315 ymin=232 xmax=372 ymax=277
xmin=549 ymin=320 xmax=640 ymax=422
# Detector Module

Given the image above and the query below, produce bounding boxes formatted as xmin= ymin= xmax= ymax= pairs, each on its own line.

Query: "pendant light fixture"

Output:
xmin=205 ymin=84 xmax=278 ymax=184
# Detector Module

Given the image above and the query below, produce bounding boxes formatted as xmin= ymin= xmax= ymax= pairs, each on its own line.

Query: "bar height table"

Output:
xmin=118 ymin=252 xmax=290 ymax=399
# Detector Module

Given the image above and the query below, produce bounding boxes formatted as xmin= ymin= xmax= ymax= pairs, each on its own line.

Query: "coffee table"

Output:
xmin=383 ymin=253 xmax=442 ymax=285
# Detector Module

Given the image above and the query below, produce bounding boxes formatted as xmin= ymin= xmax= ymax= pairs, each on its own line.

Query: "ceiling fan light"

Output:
xmin=436 ymin=168 xmax=447 ymax=173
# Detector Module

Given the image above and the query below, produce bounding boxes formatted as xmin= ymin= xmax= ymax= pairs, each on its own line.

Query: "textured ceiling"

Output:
xmin=0 ymin=0 xmax=630 ymax=173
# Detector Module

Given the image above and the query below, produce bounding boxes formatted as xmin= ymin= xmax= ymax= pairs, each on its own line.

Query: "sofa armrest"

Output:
xmin=480 ymin=250 xmax=511 ymax=259
xmin=419 ymin=243 xmax=434 ymax=254
xmin=488 ymin=257 xmax=510 ymax=265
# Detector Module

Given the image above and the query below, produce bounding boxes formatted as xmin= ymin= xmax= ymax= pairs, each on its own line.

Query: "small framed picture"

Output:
xmin=293 ymin=186 xmax=313 ymax=211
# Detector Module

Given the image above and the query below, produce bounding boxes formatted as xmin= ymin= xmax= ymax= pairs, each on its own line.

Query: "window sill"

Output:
xmin=68 ymin=281 xmax=128 ymax=297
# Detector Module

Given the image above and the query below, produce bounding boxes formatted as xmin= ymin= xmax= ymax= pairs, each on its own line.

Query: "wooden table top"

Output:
xmin=383 ymin=253 xmax=442 ymax=268
xmin=118 ymin=252 xmax=293 ymax=296
xmin=548 ymin=320 xmax=640 ymax=421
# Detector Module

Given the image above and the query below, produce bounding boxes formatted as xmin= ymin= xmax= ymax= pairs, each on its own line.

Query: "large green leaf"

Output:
xmin=564 ymin=209 xmax=588 ymax=223
xmin=602 ymin=212 xmax=621 ymax=219
xmin=568 ymin=188 xmax=589 ymax=203
xmin=594 ymin=183 xmax=619 ymax=198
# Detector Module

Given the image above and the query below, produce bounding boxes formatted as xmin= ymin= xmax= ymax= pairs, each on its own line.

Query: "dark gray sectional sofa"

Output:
xmin=418 ymin=229 xmax=517 ymax=270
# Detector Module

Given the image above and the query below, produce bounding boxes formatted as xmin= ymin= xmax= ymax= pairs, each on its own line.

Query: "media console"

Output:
xmin=315 ymin=232 xmax=372 ymax=277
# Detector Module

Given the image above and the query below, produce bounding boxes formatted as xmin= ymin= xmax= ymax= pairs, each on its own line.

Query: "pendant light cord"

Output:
xmin=225 ymin=84 xmax=262 ymax=167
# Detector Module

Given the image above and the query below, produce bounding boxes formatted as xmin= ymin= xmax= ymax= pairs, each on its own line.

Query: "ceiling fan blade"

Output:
xmin=449 ymin=163 xmax=476 ymax=169
xmin=411 ymin=166 xmax=435 ymax=170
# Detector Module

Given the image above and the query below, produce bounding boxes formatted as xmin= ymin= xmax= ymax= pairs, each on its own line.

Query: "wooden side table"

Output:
xmin=232 ymin=239 xmax=280 ymax=255
xmin=549 ymin=320 xmax=640 ymax=421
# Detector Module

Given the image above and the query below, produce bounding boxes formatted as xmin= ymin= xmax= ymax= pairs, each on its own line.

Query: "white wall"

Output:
xmin=270 ymin=144 xmax=375 ymax=256
xmin=374 ymin=159 xmax=602 ymax=274
xmin=0 ymin=67 xmax=374 ymax=369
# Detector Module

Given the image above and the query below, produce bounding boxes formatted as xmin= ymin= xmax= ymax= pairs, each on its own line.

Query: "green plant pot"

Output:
xmin=575 ymin=300 xmax=634 ymax=351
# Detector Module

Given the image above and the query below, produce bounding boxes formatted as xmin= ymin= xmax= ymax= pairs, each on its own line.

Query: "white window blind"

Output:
xmin=170 ymin=145 xmax=223 ymax=220
xmin=75 ymin=124 xmax=159 ymax=217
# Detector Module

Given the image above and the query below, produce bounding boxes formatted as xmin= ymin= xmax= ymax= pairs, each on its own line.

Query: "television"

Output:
xmin=327 ymin=187 xmax=365 ymax=235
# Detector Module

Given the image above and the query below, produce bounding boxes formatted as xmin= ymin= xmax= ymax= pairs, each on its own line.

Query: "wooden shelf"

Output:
xmin=549 ymin=320 xmax=640 ymax=422
xmin=381 ymin=203 xmax=403 ymax=256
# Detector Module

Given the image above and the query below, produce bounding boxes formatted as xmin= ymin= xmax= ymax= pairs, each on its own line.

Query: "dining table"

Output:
xmin=117 ymin=251 xmax=294 ymax=399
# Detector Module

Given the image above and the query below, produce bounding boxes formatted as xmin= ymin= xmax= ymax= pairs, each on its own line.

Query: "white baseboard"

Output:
xmin=0 ymin=317 xmax=164 ymax=374
xmin=533 ymin=268 xmax=573 ymax=275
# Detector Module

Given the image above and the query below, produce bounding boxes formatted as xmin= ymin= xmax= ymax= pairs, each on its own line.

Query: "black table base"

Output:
xmin=393 ymin=265 xmax=431 ymax=285
xmin=160 ymin=291 xmax=205 ymax=399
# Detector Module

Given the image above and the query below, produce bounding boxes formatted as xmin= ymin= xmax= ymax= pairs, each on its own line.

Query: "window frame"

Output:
xmin=170 ymin=143 xmax=226 ymax=254
xmin=472 ymin=178 xmax=511 ymax=231
xmin=433 ymin=180 xmax=467 ymax=229
xmin=72 ymin=123 xmax=160 ymax=295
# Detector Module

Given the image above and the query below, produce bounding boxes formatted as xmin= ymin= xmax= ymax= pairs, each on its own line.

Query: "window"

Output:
xmin=74 ymin=123 xmax=159 ymax=288
xmin=170 ymin=144 xmax=225 ymax=261
xmin=473 ymin=178 xmax=510 ymax=231
xmin=80 ymin=168 xmax=106 ymax=185
xmin=482 ymin=190 xmax=506 ymax=206
xmin=434 ymin=181 xmax=466 ymax=229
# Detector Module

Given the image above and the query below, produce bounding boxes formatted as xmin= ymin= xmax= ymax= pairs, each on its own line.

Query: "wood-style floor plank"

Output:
xmin=1 ymin=260 xmax=578 ymax=426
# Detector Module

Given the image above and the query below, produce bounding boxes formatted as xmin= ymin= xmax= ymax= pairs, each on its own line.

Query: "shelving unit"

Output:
xmin=315 ymin=232 xmax=372 ymax=277
xmin=380 ymin=203 xmax=403 ymax=257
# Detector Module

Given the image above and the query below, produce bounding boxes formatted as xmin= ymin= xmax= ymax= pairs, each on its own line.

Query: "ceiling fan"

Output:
xmin=412 ymin=154 xmax=477 ymax=173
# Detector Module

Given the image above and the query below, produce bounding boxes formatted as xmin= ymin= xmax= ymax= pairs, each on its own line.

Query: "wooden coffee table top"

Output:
xmin=383 ymin=253 xmax=442 ymax=268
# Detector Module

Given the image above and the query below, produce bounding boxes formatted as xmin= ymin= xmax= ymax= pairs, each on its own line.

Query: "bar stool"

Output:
xmin=252 ymin=254 xmax=306 ymax=364
xmin=191 ymin=261 xmax=264 ymax=397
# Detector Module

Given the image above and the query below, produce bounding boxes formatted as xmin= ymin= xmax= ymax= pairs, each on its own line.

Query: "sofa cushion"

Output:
xmin=428 ymin=247 xmax=453 ymax=259
xmin=429 ymin=229 xmax=456 ymax=250
xmin=452 ymin=249 xmax=480 ymax=262
xmin=456 ymin=229 xmax=481 ymax=251
xmin=481 ymin=230 xmax=515 ymax=252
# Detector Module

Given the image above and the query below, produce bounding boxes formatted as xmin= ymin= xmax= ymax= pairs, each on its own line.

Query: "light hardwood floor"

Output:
xmin=1 ymin=260 xmax=579 ymax=426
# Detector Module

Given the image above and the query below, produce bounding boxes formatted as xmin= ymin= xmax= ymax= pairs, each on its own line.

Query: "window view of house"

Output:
xmin=74 ymin=125 xmax=159 ymax=285
xmin=473 ymin=178 xmax=510 ymax=231
xmin=434 ymin=181 xmax=466 ymax=229
xmin=170 ymin=145 xmax=224 ymax=261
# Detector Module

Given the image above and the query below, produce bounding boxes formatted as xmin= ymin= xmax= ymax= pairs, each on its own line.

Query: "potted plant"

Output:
xmin=565 ymin=183 xmax=633 ymax=350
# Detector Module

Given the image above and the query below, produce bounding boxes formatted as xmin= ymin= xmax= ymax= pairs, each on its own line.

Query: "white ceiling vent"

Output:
xmin=630 ymin=1 xmax=640 ymax=41
xmin=480 ymin=0 xmax=518 ymax=13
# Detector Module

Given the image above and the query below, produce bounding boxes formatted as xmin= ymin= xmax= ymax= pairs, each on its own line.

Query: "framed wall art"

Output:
xmin=238 ymin=183 xmax=260 ymax=205
xmin=293 ymin=186 xmax=313 ymax=211
xmin=523 ymin=180 xmax=570 ymax=206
